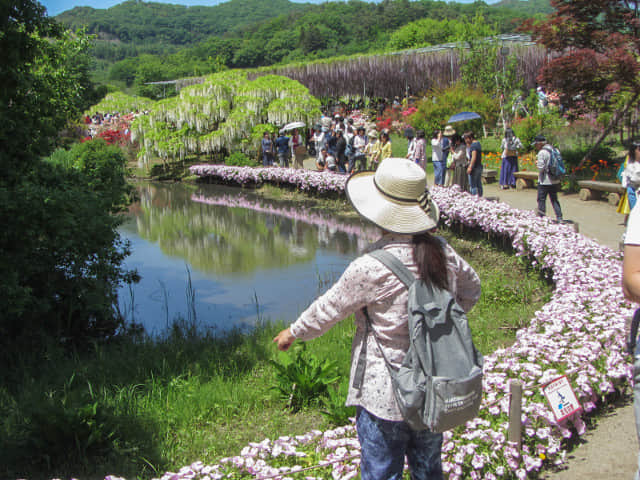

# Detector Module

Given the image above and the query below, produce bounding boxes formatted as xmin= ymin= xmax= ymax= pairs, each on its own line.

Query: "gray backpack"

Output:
xmin=353 ymin=248 xmax=483 ymax=432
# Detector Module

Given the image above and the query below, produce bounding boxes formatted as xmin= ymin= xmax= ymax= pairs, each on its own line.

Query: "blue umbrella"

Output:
xmin=447 ymin=112 xmax=482 ymax=123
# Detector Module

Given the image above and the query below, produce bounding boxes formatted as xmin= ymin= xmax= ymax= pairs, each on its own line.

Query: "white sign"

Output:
xmin=542 ymin=375 xmax=582 ymax=422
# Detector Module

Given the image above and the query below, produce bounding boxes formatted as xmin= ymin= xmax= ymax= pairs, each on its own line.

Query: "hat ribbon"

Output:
xmin=418 ymin=191 xmax=433 ymax=216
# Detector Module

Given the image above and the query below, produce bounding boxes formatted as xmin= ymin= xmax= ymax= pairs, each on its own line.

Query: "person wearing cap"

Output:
xmin=274 ymin=158 xmax=481 ymax=480
xmin=534 ymin=134 xmax=563 ymax=221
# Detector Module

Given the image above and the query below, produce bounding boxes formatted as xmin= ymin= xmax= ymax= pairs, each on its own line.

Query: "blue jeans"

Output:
xmin=468 ymin=165 xmax=483 ymax=196
xmin=356 ymin=407 xmax=443 ymax=480
xmin=537 ymin=184 xmax=563 ymax=220
xmin=433 ymin=161 xmax=447 ymax=186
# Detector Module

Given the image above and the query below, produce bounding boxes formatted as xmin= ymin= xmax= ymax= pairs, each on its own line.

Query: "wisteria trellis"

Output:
xmin=112 ymin=165 xmax=633 ymax=479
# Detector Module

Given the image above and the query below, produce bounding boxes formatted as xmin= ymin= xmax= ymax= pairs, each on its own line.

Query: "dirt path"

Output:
xmin=478 ymin=181 xmax=636 ymax=479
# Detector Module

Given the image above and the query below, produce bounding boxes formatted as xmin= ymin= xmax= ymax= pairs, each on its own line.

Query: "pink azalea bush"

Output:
xmin=132 ymin=167 xmax=633 ymax=478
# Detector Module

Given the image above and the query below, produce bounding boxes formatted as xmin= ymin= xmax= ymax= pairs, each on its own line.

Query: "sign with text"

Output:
xmin=542 ymin=375 xmax=582 ymax=422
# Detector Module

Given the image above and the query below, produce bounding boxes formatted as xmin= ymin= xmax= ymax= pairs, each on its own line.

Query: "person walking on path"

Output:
xmin=499 ymin=127 xmax=523 ymax=189
xmin=274 ymin=157 xmax=480 ymax=480
xmin=534 ymin=134 xmax=564 ymax=222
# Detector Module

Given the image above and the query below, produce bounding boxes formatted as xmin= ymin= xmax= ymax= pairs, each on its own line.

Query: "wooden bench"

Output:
xmin=577 ymin=180 xmax=626 ymax=205
xmin=513 ymin=171 xmax=539 ymax=190
xmin=482 ymin=169 xmax=498 ymax=184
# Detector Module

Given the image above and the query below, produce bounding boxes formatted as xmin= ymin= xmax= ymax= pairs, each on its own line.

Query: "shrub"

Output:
xmin=225 ymin=151 xmax=258 ymax=167
xmin=1 ymin=141 xmax=134 ymax=364
xmin=408 ymin=83 xmax=499 ymax=134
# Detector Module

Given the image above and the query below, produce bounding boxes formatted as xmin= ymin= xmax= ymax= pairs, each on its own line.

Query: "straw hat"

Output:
xmin=346 ymin=158 xmax=439 ymax=234
xmin=443 ymin=125 xmax=456 ymax=136
xmin=368 ymin=130 xmax=379 ymax=138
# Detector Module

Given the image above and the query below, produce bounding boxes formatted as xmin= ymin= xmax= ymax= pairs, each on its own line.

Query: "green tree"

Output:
xmin=1 ymin=1 xmax=133 ymax=363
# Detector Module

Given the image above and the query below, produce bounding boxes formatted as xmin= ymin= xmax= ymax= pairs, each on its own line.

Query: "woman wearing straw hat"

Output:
xmin=274 ymin=158 xmax=481 ymax=480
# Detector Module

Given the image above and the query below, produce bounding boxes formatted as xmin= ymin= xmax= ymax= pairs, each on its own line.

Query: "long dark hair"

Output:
xmin=412 ymin=232 xmax=449 ymax=291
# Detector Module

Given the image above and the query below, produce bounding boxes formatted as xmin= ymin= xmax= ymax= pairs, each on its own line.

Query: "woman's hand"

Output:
xmin=273 ymin=328 xmax=296 ymax=351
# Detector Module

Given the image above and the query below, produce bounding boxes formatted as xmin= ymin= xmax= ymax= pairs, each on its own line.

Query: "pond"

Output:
xmin=118 ymin=182 xmax=379 ymax=335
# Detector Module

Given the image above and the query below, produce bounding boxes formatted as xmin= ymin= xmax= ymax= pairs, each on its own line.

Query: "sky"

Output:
xmin=41 ymin=0 xmax=497 ymax=18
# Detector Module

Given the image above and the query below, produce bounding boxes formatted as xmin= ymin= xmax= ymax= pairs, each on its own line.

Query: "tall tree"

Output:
xmin=1 ymin=1 xmax=132 ymax=361
xmin=526 ymin=0 xmax=640 ymax=162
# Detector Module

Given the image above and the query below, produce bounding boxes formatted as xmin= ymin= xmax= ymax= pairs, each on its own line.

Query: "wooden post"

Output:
xmin=508 ymin=380 xmax=522 ymax=450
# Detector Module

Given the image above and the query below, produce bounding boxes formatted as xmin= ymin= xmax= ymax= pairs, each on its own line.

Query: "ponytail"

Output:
xmin=412 ymin=233 xmax=449 ymax=291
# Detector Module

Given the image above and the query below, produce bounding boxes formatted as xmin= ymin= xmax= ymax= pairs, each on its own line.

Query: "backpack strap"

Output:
xmin=368 ymin=249 xmax=415 ymax=288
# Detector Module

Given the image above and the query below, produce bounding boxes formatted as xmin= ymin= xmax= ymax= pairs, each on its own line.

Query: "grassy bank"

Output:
xmin=0 ymin=224 xmax=551 ymax=480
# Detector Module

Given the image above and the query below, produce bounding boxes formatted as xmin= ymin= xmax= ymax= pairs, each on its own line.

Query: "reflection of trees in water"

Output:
xmin=128 ymin=183 xmax=372 ymax=275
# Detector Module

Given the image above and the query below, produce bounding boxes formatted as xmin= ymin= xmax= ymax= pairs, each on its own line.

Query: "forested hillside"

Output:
xmin=54 ymin=0 xmax=552 ymax=97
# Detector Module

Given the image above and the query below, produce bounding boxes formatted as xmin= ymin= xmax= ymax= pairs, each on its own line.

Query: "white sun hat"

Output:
xmin=346 ymin=157 xmax=439 ymax=234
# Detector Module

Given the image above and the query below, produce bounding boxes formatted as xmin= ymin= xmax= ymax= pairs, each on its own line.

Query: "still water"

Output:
xmin=119 ymin=182 xmax=379 ymax=335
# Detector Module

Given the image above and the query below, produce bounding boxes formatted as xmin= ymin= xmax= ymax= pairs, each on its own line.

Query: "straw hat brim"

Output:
xmin=345 ymin=170 xmax=439 ymax=235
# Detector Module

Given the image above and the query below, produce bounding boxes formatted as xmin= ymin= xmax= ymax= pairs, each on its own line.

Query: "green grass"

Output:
xmin=0 ymin=225 xmax=551 ymax=480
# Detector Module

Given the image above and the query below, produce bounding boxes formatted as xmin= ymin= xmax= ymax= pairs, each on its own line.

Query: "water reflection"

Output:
xmin=119 ymin=182 xmax=379 ymax=335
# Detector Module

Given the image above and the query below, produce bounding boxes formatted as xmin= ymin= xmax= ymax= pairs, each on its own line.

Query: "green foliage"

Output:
xmin=320 ymin=381 xmax=356 ymax=426
xmin=56 ymin=0 xmax=551 ymax=85
xmin=511 ymin=111 xmax=566 ymax=153
xmin=1 ymin=1 xmax=134 ymax=363
xmin=3 ymin=373 xmax=158 ymax=475
xmin=408 ymin=83 xmax=499 ymax=133
xmin=271 ymin=343 xmax=340 ymax=411
xmin=225 ymin=151 xmax=257 ymax=167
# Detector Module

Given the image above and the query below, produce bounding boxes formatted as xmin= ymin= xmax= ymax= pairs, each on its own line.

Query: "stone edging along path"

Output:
xmin=178 ymin=164 xmax=633 ymax=480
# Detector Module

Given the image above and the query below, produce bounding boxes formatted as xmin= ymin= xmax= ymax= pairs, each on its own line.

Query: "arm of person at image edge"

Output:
xmin=466 ymin=141 xmax=481 ymax=175
xmin=273 ymin=236 xmax=481 ymax=354
xmin=536 ymin=146 xmax=558 ymax=185
xmin=624 ymin=204 xmax=640 ymax=305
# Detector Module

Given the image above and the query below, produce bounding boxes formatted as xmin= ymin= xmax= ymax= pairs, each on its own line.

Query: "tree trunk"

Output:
xmin=576 ymin=91 xmax=640 ymax=171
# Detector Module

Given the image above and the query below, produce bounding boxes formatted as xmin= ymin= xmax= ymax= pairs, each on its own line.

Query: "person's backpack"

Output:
xmin=353 ymin=248 xmax=483 ymax=432
xmin=544 ymin=145 xmax=566 ymax=178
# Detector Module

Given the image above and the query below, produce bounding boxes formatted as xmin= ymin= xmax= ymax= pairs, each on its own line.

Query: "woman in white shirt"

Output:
xmin=274 ymin=158 xmax=480 ymax=480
